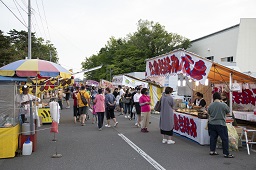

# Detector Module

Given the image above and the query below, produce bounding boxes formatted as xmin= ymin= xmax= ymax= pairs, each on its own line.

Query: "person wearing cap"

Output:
xmin=16 ymin=85 xmax=40 ymax=123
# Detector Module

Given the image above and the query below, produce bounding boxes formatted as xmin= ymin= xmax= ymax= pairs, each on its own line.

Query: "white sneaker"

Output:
xmin=162 ymin=139 xmax=167 ymax=144
xmin=167 ymin=140 xmax=175 ymax=144
xmin=105 ymin=124 xmax=111 ymax=127
xmin=125 ymin=116 xmax=128 ymax=118
xmin=114 ymin=122 xmax=118 ymax=127
xmin=127 ymin=116 xmax=130 ymax=118
xmin=135 ymin=123 xmax=138 ymax=126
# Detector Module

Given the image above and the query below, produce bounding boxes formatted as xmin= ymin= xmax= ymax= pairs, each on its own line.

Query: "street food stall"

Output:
xmin=0 ymin=59 xmax=72 ymax=158
xmin=145 ymin=49 xmax=256 ymax=145
xmin=0 ymin=78 xmax=26 ymax=158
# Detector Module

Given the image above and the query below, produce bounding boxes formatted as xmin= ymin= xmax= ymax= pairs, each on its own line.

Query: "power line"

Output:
xmin=41 ymin=0 xmax=51 ymax=41
xmin=32 ymin=9 xmax=43 ymax=37
xmin=0 ymin=0 xmax=27 ymax=28
xmin=14 ymin=0 xmax=27 ymax=14
xmin=35 ymin=0 xmax=47 ymax=40
xmin=20 ymin=0 xmax=27 ymax=7
xmin=13 ymin=0 xmax=27 ymax=26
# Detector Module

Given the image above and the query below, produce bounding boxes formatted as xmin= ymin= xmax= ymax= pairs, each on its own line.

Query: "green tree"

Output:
xmin=0 ymin=29 xmax=58 ymax=67
xmin=0 ymin=30 xmax=14 ymax=67
xmin=82 ymin=20 xmax=191 ymax=81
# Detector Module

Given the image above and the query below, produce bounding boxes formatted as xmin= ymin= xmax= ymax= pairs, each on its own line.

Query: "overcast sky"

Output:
xmin=1 ymin=0 xmax=255 ymax=76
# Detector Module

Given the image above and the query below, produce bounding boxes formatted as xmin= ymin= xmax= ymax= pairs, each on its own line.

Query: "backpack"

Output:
xmin=79 ymin=92 xmax=88 ymax=105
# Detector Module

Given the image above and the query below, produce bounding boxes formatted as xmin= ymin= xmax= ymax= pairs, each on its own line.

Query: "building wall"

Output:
xmin=236 ymin=18 xmax=256 ymax=73
xmin=188 ymin=18 xmax=256 ymax=73
xmin=188 ymin=26 xmax=239 ymax=64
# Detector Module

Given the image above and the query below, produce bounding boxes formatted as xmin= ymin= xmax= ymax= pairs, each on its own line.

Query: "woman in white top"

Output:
xmin=133 ymin=87 xmax=142 ymax=127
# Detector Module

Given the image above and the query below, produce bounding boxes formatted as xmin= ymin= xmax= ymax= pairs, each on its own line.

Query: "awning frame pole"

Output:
xmin=229 ymin=73 xmax=233 ymax=114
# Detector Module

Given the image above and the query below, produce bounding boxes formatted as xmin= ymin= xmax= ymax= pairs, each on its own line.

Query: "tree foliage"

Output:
xmin=82 ymin=20 xmax=191 ymax=81
xmin=0 ymin=29 xmax=58 ymax=67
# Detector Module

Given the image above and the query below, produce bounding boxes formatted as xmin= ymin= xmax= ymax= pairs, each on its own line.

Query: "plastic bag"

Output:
xmin=216 ymin=123 xmax=239 ymax=151
xmin=132 ymin=106 xmax=136 ymax=113
xmin=50 ymin=121 xmax=58 ymax=133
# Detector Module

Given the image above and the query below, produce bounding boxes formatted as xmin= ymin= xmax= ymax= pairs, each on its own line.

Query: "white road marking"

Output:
xmin=118 ymin=133 xmax=166 ymax=170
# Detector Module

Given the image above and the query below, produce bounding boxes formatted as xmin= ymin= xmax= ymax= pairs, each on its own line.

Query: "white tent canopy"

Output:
xmin=112 ymin=75 xmax=148 ymax=88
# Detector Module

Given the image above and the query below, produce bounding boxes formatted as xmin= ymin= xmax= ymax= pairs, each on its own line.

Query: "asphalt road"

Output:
xmin=1 ymin=99 xmax=256 ymax=170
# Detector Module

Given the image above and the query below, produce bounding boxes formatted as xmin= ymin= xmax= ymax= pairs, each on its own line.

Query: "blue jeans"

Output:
xmin=208 ymin=124 xmax=229 ymax=155
xmin=97 ymin=112 xmax=104 ymax=128
xmin=124 ymin=104 xmax=131 ymax=115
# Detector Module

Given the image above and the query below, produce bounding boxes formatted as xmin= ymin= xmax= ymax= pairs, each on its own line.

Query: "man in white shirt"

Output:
xmin=118 ymin=85 xmax=124 ymax=116
xmin=16 ymin=85 xmax=40 ymax=123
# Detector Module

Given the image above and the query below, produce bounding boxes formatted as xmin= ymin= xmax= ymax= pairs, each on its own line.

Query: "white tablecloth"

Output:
xmin=173 ymin=111 xmax=210 ymax=145
xmin=233 ymin=111 xmax=256 ymax=122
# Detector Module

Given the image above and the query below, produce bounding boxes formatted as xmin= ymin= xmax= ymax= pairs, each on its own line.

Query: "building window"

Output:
xmin=227 ymin=56 xmax=233 ymax=62
xmin=221 ymin=56 xmax=233 ymax=62
xmin=206 ymin=56 xmax=214 ymax=61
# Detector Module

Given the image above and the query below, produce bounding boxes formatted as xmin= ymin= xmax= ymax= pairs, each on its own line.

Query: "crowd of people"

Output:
xmin=28 ymin=83 xmax=233 ymax=159
xmin=71 ymin=84 xmax=151 ymax=133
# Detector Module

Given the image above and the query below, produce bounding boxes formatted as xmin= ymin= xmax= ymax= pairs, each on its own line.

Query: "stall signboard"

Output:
xmin=100 ymin=79 xmax=114 ymax=89
xmin=214 ymin=84 xmax=256 ymax=110
xmin=86 ymin=80 xmax=99 ymax=86
xmin=112 ymin=75 xmax=148 ymax=88
xmin=146 ymin=50 xmax=212 ymax=85
xmin=173 ymin=112 xmax=210 ymax=145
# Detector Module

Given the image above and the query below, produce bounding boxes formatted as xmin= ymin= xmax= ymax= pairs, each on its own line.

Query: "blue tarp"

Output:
xmin=0 ymin=76 xmax=27 ymax=82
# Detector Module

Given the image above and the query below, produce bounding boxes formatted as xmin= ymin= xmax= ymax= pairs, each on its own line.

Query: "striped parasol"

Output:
xmin=0 ymin=59 xmax=71 ymax=78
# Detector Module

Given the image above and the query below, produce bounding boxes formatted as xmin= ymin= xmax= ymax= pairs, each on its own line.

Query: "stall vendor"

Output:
xmin=191 ymin=92 xmax=206 ymax=110
xmin=16 ymin=85 xmax=40 ymax=123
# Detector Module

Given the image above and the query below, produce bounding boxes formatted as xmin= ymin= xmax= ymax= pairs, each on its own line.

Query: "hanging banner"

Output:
xmin=112 ymin=75 xmax=124 ymax=86
xmin=146 ymin=50 xmax=212 ymax=84
xmin=112 ymin=75 xmax=148 ymax=88
xmin=100 ymin=79 xmax=114 ymax=89
xmin=86 ymin=80 xmax=99 ymax=86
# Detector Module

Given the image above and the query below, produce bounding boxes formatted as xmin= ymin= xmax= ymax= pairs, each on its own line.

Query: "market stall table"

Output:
xmin=0 ymin=124 xmax=19 ymax=158
xmin=233 ymin=111 xmax=256 ymax=122
xmin=173 ymin=111 xmax=210 ymax=145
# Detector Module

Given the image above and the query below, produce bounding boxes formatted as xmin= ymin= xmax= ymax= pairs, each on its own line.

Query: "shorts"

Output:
xmin=106 ymin=108 xmax=115 ymax=120
xmin=65 ymin=94 xmax=70 ymax=100
xmin=160 ymin=129 xmax=173 ymax=136
xmin=73 ymin=105 xmax=79 ymax=117
xmin=119 ymin=102 xmax=123 ymax=109
xmin=79 ymin=106 xmax=88 ymax=115
xmin=134 ymin=102 xmax=141 ymax=115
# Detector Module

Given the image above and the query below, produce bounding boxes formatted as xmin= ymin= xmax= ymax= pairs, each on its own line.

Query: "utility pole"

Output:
xmin=50 ymin=51 xmax=52 ymax=62
xmin=109 ymin=68 xmax=112 ymax=82
xmin=28 ymin=0 xmax=31 ymax=59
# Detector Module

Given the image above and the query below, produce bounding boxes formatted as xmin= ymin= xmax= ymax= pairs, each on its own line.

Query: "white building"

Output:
xmin=188 ymin=18 xmax=256 ymax=76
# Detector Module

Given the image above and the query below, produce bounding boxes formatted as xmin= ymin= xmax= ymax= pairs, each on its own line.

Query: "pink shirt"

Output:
xmin=94 ymin=94 xmax=105 ymax=112
xmin=139 ymin=95 xmax=151 ymax=112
